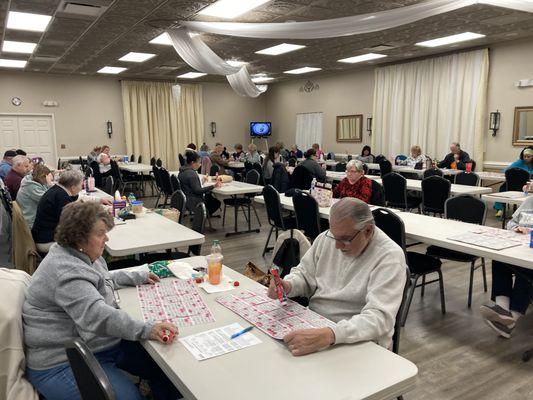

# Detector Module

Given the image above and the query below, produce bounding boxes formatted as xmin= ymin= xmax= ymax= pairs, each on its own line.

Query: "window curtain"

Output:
xmin=372 ymin=49 xmax=489 ymax=166
xmin=295 ymin=112 xmax=323 ymax=152
xmin=121 ymin=81 xmax=204 ymax=170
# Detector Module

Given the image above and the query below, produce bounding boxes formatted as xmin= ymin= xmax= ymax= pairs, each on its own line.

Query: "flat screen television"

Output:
xmin=250 ymin=122 xmax=272 ymax=137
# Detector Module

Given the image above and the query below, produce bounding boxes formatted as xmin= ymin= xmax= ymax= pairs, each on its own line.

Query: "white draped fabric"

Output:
xmin=372 ymin=49 xmax=489 ymax=166
xmin=295 ymin=113 xmax=323 ymax=152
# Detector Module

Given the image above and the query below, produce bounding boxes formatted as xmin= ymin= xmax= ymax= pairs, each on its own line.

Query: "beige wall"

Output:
xmin=265 ymin=68 xmax=374 ymax=155
xmin=486 ymin=38 xmax=533 ymax=162
xmin=0 ymin=71 xmax=126 ymax=157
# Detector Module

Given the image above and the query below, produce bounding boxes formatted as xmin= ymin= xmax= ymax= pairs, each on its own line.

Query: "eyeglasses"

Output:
xmin=325 ymin=229 xmax=362 ymax=246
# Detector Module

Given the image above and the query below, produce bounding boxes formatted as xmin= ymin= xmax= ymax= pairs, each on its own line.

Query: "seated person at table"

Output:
xmin=90 ymin=153 xmax=113 ymax=187
xmin=245 ymin=143 xmax=261 ymax=164
xmin=210 ymin=143 xmax=231 ymax=175
xmin=16 ymin=164 xmax=53 ymax=228
xmin=356 ymin=145 xmax=374 ymax=164
xmin=262 ymin=146 xmax=280 ymax=184
xmin=101 ymin=144 xmax=110 ymax=155
xmin=437 ymin=142 xmax=471 ymax=170
xmin=32 ymin=170 xmax=110 ymax=253
xmin=480 ymin=194 xmax=533 ymax=339
xmin=312 ymin=143 xmax=324 ymax=159
xmin=268 ymin=198 xmax=407 ymax=355
xmin=276 ymin=142 xmax=290 ymax=161
xmin=221 ymin=146 xmax=230 ymax=159
xmin=0 ymin=149 xmax=17 ymax=180
xmin=232 ymin=143 xmax=245 ymax=161
xmin=87 ymin=146 xmax=101 ymax=163
xmin=300 ymin=148 xmax=327 ymax=182
xmin=398 ymin=145 xmax=427 ymax=167
xmin=332 ymin=160 xmax=372 ymax=203
xmin=179 ymin=150 xmax=221 ymax=216
xmin=290 ymin=144 xmax=303 ymax=159
xmin=186 ymin=142 xmax=197 ymax=151
xmin=23 ymin=201 xmax=179 ymax=400
xmin=198 ymin=143 xmax=210 ymax=158
xmin=5 ymin=155 xmax=31 ymax=199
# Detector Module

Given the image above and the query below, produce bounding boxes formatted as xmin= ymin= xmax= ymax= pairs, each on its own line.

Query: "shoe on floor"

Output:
xmin=480 ymin=304 xmax=515 ymax=325
xmin=484 ymin=319 xmax=514 ymax=339
xmin=495 ymin=210 xmax=503 ymax=218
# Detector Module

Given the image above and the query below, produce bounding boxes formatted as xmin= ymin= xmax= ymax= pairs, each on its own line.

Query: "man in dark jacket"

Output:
xmin=437 ymin=142 xmax=471 ymax=170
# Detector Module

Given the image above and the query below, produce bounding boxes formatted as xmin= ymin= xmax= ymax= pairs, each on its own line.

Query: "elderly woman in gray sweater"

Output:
xmin=23 ymin=201 xmax=179 ymax=400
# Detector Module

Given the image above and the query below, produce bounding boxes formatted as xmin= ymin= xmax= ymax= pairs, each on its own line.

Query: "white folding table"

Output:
xmin=482 ymin=191 xmax=530 ymax=228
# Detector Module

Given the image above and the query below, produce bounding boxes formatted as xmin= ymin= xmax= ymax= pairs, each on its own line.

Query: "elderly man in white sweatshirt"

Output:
xmin=268 ymin=197 xmax=407 ymax=356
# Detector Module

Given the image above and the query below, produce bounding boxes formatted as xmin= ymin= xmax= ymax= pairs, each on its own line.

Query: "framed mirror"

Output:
xmin=336 ymin=114 xmax=363 ymax=142
xmin=513 ymin=106 xmax=533 ymax=145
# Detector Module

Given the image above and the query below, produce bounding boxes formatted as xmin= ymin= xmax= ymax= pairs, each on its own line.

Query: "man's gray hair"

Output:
xmin=330 ymin=198 xmax=374 ymax=230
xmin=58 ymin=169 xmax=83 ymax=188
xmin=346 ymin=159 xmax=365 ymax=172
xmin=12 ymin=155 xmax=28 ymax=167
xmin=451 ymin=142 xmax=461 ymax=148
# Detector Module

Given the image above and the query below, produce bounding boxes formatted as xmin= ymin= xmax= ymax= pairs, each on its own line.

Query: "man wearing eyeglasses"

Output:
xmin=268 ymin=197 xmax=407 ymax=356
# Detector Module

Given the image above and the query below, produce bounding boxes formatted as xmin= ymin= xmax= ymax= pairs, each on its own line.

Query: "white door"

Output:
xmin=0 ymin=115 xmax=56 ymax=166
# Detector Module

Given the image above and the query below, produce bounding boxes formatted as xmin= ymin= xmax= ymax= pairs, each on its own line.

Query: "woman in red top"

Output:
xmin=332 ymin=160 xmax=372 ymax=203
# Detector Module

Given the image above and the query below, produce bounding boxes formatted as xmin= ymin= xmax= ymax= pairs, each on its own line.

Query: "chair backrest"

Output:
xmin=288 ymin=158 xmax=297 ymax=167
xmin=505 ymin=167 xmax=530 ymax=191
xmin=65 ymin=339 xmax=116 ymax=400
xmin=369 ymin=180 xmax=385 ymax=206
xmin=292 ymin=191 xmax=322 ymax=241
xmin=201 ymin=156 xmax=212 ymax=175
xmin=423 ymin=168 xmax=443 ymax=179
xmin=130 ymin=154 xmax=135 ymax=163
xmin=246 ymin=169 xmax=260 ymax=185
xmin=291 ymin=165 xmax=313 ymax=190
xmin=170 ymin=190 xmax=186 ymax=223
xmin=445 ymin=194 xmax=486 ymax=225
xmin=392 ymin=267 xmax=411 ymax=355
xmin=421 ymin=176 xmax=451 ymax=214
xmin=102 ymin=176 xmax=114 ymax=195
xmin=374 ymin=154 xmax=386 ymax=164
xmin=178 ymin=153 xmax=185 ymax=167
xmin=372 ymin=207 xmax=407 ymax=252
xmin=137 ymin=155 xmax=142 ymax=164
xmin=159 ymin=168 xmax=173 ymax=195
xmin=156 ymin=158 xmax=162 ymax=167
xmin=382 ymin=172 xmax=407 ymax=207
xmin=263 ymin=185 xmax=286 ymax=229
xmin=209 ymin=164 xmax=220 ymax=176
xmin=170 ymin=174 xmax=181 ymax=192
xmin=152 ymin=165 xmax=162 ymax=190
xmin=454 ymin=172 xmax=479 ymax=186
xmin=335 ymin=162 xmax=347 ymax=172
xmin=362 ymin=163 xmax=369 ymax=174
xmin=189 ymin=202 xmax=207 ymax=255
xmin=150 ymin=157 xmax=156 ymax=166
xmin=379 ymin=159 xmax=392 ymax=176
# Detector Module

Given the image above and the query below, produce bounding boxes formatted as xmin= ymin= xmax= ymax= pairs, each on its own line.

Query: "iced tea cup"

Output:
xmin=206 ymin=254 xmax=223 ymax=285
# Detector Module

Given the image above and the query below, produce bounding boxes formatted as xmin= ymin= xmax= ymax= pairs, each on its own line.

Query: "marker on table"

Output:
xmin=230 ymin=326 xmax=254 ymax=340
xmin=161 ymin=329 xmax=175 ymax=343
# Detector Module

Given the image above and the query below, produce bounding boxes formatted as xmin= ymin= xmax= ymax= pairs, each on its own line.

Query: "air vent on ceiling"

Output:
xmin=156 ymin=65 xmax=180 ymax=70
xmin=57 ymin=1 xmax=108 ymax=19
xmin=33 ymin=56 xmax=60 ymax=62
xmin=368 ymin=44 xmax=396 ymax=51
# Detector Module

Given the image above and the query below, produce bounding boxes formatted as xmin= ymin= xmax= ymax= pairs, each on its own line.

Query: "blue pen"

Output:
xmin=230 ymin=326 xmax=254 ymax=340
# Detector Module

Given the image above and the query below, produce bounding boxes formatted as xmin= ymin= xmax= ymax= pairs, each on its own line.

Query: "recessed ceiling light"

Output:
xmin=256 ymin=43 xmax=306 ymax=56
xmin=284 ymin=66 xmax=321 ymax=75
xmin=7 ymin=11 xmax=52 ymax=32
xmin=226 ymin=60 xmax=247 ymax=67
xmin=199 ymin=0 xmax=270 ymax=19
xmin=416 ymin=32 xmax=485 ymax=47
xmin=0 ymin=58 xmax=27 ymax=68
xmin=178 ymin=72 xmax=207 ymax=79
xmin=338 ymin=53 xmax=387 ymax=64
xmin=119 ymin=52 xmax=156 ymax=62
xmin=2 ymin=40 xmax=37 ymax=54
xmin=251 ymin=76 xmax=274 ymax=83
xmin=97 ymin=66 xmax=127 ymax=74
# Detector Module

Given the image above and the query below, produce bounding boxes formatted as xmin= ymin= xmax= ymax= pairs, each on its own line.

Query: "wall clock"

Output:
xmin=11 ymin=97 xmax=22 ymax=106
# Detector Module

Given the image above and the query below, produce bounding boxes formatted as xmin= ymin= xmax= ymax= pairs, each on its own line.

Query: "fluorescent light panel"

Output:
xmin=226 ymin=60 xmax=246 ymax=67
xmin=252 ymin=76 xmax=274 ymax=83
xmin=97 ymin=66 xmax=127 ymax=74
xmin=0 ymin=58 xmax=27 ymax=68
xmin=7 ymin=11 xmax=52 ymax=32
xmin=199 ymin=0 xmax=270 ymax=19
xmin=119 ymin=52 xmax=156 ymax=62
xmin=2 ymin=40 xmax=37 ymax=54
xmin=338 ymin=52 xmax=387 ymax=64
xmin=178 ymin=72 xmax=207 ymax=79
xmin=256 ymin=43 xmax=305 ymax=55
xmin=150 ymin=33 xmax=172 ymax=45
xmin=284 ymin=66 xmax=321 ymax=75
xmin=416 ymin=32 xmax=485 ymax=47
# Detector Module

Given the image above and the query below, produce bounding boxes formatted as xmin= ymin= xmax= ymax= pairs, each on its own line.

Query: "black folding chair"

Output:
xmin=423 ymin=168 xmax=443 ymax=179
xmin=379 ymin=159 xmax=392 ymax=176
xmin=158 ymin=168 xmax=174 ymax=207
xmin=156 ymin=158 xmax=162 ymax=167
xmin=335 ymin=162 xmax=347 ymax=172
xmin=65 ymin=339 xmax=116 ymax=400
xmin=170 ymin=190 xmax=187 ymax=223
xmin=178 ymin=153 xmax=185 ymax=167
xmin=369 ymin=180 xmax=385 ymax=206
xmin=292 ymin=191 xmax=327 ymax=241
xmin=262 ymin=185 xmax=296 ymax=256
xmin=102 ymin=176 xmax=114 ymax=195
xmin=170 ymin=174 xmax=181 ymax=191
xmin=421 ymin=176 xmax=451 ymax=216
xmin=210 ymin=164 xmax=220 ymax=176
xmin=130 ymin=154 xmax=135 ymax=163
xmin=455 ymin=172 xmax=479 ymax=186
xmin=291 ymin=165 xmax=313 ymax=190
xmin=222 ymin=169 xmax=262 ymax=228
xmin=150 ymin=157 xmax=156 ymax=166
xmin=382 ymin=172 xmax=421 ymax=212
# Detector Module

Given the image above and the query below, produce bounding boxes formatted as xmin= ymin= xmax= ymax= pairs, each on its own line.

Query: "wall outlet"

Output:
xmin=61 ymin=144 xmax=66 ymax=149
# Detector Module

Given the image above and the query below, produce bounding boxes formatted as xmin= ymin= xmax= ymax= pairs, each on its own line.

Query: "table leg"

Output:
xmin=225 ymin=194 xmax=261 ymax=237
xmin=501 ymin=206 xmax=507 ymax=229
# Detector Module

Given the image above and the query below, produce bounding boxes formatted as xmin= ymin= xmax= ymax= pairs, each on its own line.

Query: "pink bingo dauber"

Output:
xmin=270 ymin=267 xmax=287 ymax=304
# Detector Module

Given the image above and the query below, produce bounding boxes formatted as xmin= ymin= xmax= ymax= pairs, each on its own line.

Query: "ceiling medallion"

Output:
xmin=299 ymin=80 xmax=319 ymax=93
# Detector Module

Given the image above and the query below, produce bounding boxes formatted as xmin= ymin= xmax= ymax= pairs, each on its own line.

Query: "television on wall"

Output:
xmin=250 ymin=122 xmax=272 ymax=137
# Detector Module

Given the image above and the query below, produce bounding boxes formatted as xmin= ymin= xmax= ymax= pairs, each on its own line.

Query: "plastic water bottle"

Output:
xmin=211 ymin=240 xmax=222 ymax=255
xmin=114 ymin=190 xmax=121 ymax=202
xmin=310 ymin=178 xmax=317 ymax=195
xmin=530 ymin=230 xmax=533 ymax=249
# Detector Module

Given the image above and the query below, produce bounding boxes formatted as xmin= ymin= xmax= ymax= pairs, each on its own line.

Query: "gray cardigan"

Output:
xmin=23 ymin=244 xmax=153 ymax=370
xmin=178 ymin=165 xmax=214 ymax=212
xmin=300 ymin=158 xmax=327 ymax=181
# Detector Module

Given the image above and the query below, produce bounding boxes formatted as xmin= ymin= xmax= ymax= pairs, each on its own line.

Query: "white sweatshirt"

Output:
xmin=284 ymin=227 xmax=407 ymax=349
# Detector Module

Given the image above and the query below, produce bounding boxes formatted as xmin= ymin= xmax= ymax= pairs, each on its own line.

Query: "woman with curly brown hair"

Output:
xmin=23 ymin=201 xmax=180 ymax=400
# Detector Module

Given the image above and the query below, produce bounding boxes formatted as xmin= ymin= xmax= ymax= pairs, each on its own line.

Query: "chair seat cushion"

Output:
xmin=406 ymin=196 xmax=422 ymax=208
xmin=282 ymin=216 xmax=297 ymax=229
xmin=406 ymin=251 xmax=442 ymax=274
xmin=426 ymin=245 xmax=477 ymax=262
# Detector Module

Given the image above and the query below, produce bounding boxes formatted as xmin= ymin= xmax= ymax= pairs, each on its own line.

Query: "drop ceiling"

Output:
xmin=1 ymin=0 xmax=533 ymax=83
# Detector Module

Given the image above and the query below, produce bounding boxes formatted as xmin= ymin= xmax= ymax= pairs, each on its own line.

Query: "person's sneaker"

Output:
xmin=495 ymin=210 xmax=503 ymax=218
xmin=480 ymin=304 xmax=515 ymax=325
xmin=484 ymin=319 xmax=514 ymax=339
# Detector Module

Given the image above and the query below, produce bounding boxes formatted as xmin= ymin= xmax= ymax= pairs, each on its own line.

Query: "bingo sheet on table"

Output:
xmin=217 ymin=288 xmax=336 ymax=340
xmin=137 ymin=279 xmax=215 ymax=327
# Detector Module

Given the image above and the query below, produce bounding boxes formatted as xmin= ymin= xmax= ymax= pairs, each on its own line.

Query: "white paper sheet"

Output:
xmin=179 ymin=323 xmax=261 ymax=361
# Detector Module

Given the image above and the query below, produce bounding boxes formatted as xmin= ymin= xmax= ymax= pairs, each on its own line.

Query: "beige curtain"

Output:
xmin=121 ymin=81 xmax=204 ymax=170
xmin=372 ymin=49 xmax=489 ymax=166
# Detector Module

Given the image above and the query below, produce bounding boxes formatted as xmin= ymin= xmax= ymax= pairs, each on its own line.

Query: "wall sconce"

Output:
xmin=211 ymin=122 xmax=216 ymax=137
xmin=489 ymin=110 xmax=500 ymax=137
xmin=106 ymin=121 xmax=113 ymax=138
xmin=366 ymin=117 xmax=372 ymax=135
